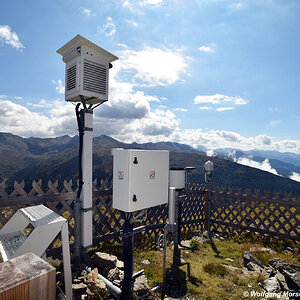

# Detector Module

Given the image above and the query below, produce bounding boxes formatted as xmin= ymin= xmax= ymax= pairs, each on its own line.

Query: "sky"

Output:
xmin=0 ymin=0 xmax=300 ymax=154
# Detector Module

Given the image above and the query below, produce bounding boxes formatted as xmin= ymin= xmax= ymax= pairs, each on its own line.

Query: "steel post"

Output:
xmin=120 ymin=212 xmax=134 ymax=299
xmin=80 ymin=109 xmax=93 ymax=249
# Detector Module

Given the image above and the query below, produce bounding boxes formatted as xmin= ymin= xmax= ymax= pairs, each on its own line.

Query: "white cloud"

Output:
xmin=2 ymin=95 xmax=300 ymax=155
xmin=122 ymin=0 xmax=144 ymax=15
xmin=175 ymin=108 xmax=187 ymax=112
xmin=194 ymin=94 xmax=222 ymax=104
xmin=206 ymin=149 xmax=215 ymax=157
xmin=270 ymin=120 xmax=282 ymax=126
xmin=230 ymin=2 xmax=243 ymax=9
xmin=216 ymin=107 xmax=234 ymax=112
xmin=290 ymin=172 xmax=300 ymax=183
xmin=1 ymin=46 xmax=299 ymax=155
xmin=194 ymin=94 xmax=247 ymax=105
xmin=223 ymin=96 xmax=247 ymax=105
xmin=0 ymin=25 xmax=24 ymax=50
xmin=0 ymin=99 xmax=75 ymax=137
xmin=119 ymin=46 xmax=189 ymax=86
xmin=139 ymin=0 xmax=163 ymax=7
xmin=199 ymin=106 xmax=213 ymax=110
xmin=0 ymin=52 xmax=181 ymax=142
xmin=127 ymin=20 xmax=139 ymax=27
xmin=80 ymin=7 xmax=93 ymax=17
xmin=27 ymin=99 xmax=57 ymax=109
xmin=52 ymin=79 xmax=65 ymax=94
xmin=170 ymin=129 xmax=300 ymax=154
xmin=234 ymin=158 xmax=279 ymax=176
xmin=116 ymin=43 xmax=128 ymax=48
xmin=199 ymin=46 xmax=214 ymax=53
xmin=194 ymin=94 xmax=247 ymax=112
xmin=98 ymin=17 xmax=116 ymax=37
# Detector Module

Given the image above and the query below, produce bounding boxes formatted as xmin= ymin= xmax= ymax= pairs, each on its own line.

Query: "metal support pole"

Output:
xmin=206 ymin=180 xmax=211 ymax=235
xmin=173 ymin=191 xmax=180 ymax=267
xmin=73 ymin=104 xmax=83 ymax=267
xmin=73 ymin=197 xmax=82 ymax=266
xmin=161 ymin=226 xmax=167 ymax=300
xmin=121 ymin=212 xmax=134 ymax=300
xmin=80 ymin=109 xmax=93 ymax=249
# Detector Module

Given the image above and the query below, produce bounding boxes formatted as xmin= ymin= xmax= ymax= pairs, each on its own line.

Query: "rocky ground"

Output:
xmin=54 ymin=233 xmax=299 ymax=299
xmin=70 ymin=251 xmax=150 ymax=299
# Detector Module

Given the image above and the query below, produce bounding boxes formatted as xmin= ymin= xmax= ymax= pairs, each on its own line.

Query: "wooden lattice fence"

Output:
xmin=210 ymin=186 xmax=300 ymax=241
xmin=0 ymin=179 xmax=299 ymax=257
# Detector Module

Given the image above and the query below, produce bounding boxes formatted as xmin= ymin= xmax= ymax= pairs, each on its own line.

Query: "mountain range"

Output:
xmin=0 ymin=132 xmax=299 ymax=194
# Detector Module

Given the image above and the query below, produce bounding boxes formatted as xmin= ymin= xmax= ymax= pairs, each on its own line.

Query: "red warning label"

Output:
xmin=149 ymin=171 xmax=155 ymax=179
xmin=118 ymin=171 xmax=124 ymax=180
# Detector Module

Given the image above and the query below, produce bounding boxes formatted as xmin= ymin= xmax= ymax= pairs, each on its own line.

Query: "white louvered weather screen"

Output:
xmin=66 ymin=64 xmax=76 ymax=91
xmin=83 ymin=60 xmax=106 ymax=95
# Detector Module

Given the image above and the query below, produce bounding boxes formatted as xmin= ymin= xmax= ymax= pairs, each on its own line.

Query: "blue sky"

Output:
xmin=0 ymin=0 xmax=299 ymax=154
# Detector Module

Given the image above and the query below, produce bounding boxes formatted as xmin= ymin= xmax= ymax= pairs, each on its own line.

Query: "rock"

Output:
xmin=247 ymin=261 xmax=263 ymax=272
xmin=72 ymin=282 xmax=87 ymax=290
xmin=133 ymin=274 xmax=150 ymax=296
xmin=269 ymin=258 xmax=286 ymax=268
xmin=261 ymin=266 xmax=274 ymax=279
xmin=203 ymin=231 xmax=210 ymax=239
xmin=89 ymin=278 xmax=108 ymax=298
xmin=73 ymin=278 xmax=81 ymax=283
xmin=84 ymin=268 xmax=98 ymax=283
xmin=269 ymin=258 xmax=300 ymax=290
xmin=250 ymin=246 xmax=275 ymax=255
xmin=240 ymin=268 xmax=260 ymax=279
xmin=86 ymin=287 xmax=94 ymax=296
xmin=116 ymin=259 xmax=124 ymax=269
xmin=107 ymin=267 xmax=121 ymax=281
xmin=93 ymin=252 xmax=118 ymax=270
xmin=243 ymin=251 xmax=264 ymax=270
xmin=180 ymin=240 xmax=191 ymax=248
xmin=191 ymin=235 xmax=209 ymax=244
xmin=113 ymin=279 xmax=122 ymax=287
xmin=275 ymin=270 xmax=289 ymax=291
xmin=262 ymin=277 xmax=280 ymax=293
xmin=141 ymin=259 xmax=151 ymax=265
xmin=225 ymin=258 xmax=234 ymax=262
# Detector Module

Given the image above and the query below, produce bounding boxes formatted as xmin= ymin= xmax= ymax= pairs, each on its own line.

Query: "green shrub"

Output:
xmin=251 ymin=251 xmax=271 ymax=266
xmin=203 ymin=263 xmax=228 ymax=277
xmin=190 ymin=239 xmax=201 ymax=251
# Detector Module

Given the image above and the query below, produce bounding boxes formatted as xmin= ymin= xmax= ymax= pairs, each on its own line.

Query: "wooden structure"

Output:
xmin=210 ymin=186 xmax=300 ymax=241
xmin=0 ymin=252 xmax=56 ymax=300
xmin=0 ymin=204 xmax=72 ymax=300
xmin=0 ymin=179 xmax=299 ymax=256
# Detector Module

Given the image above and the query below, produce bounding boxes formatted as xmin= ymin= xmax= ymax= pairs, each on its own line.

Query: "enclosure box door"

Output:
xmin=112 ymin=149 xmax=169 ymax=212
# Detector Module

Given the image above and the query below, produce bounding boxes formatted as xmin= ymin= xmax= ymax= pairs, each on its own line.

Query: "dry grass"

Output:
xmin=132 ymin=234 xmax=299 ymax=300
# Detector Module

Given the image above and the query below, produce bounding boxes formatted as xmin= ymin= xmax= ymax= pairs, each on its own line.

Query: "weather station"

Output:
xmin=57 ymin=35 xmax=118 ymax=262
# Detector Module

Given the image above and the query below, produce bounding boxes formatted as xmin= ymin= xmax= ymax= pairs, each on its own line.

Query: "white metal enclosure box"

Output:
xmin=57 ymin=35 xmax=118 ymax=105
xmin=112 ymin=149 xmax=169 ymax=212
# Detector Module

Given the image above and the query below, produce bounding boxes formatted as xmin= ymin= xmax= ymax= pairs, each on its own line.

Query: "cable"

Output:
xmin=132 ymin=209 xmax=147 ymax=223
xmin=75 ymin=103 xmax=84 ymax=199
xmin=73 ymin=103 xmax=84 ymax=263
